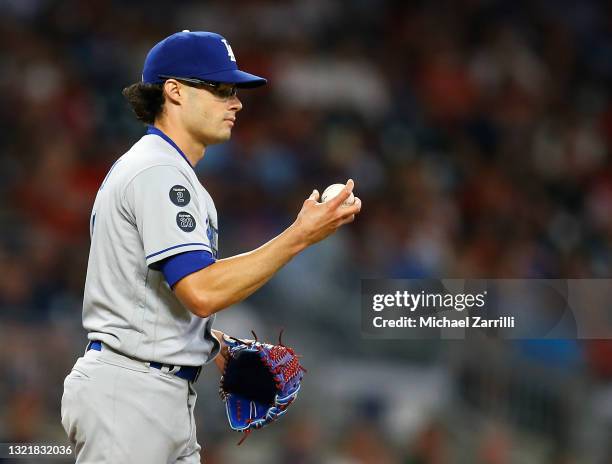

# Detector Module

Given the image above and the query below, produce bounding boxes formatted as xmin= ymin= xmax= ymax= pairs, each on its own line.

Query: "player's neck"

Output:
xmin=153 ymin=121 xmax=205 ymax=167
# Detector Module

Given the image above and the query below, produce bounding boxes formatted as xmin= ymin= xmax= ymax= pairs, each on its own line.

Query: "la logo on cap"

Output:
xmin=221 ymin=38 xmax=236 ymax=62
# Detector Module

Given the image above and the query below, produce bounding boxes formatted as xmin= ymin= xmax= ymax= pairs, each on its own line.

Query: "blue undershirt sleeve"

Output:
xmin=159 ymin=250 xmax=215 ymax=288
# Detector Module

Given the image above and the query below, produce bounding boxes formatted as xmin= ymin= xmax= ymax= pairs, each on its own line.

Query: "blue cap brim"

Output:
xmin=197 ymin=69 xmax=267 ymax=88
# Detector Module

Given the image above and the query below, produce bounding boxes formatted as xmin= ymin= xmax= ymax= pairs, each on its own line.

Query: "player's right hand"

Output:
xmin=292 ymin=179 xmax=362 ymax=247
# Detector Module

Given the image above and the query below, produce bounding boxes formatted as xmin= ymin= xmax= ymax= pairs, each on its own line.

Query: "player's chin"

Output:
xmin=203 ymin=129 xmax=232 ymax=145
xmin=216 ymin=130 xmax=232 ymax=143
xmin=217 ymin=127 xmax=233 ymax=141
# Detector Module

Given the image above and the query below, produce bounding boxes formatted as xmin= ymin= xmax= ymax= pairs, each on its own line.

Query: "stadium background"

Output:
xmin=2 ymin=0 xmax=612 ymax=462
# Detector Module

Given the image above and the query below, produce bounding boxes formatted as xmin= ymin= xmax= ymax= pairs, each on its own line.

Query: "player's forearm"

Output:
xmin=175 ymin=223 xmax=307 ymax=317
xmin=175 ymin=183 xmax=361 ymax=318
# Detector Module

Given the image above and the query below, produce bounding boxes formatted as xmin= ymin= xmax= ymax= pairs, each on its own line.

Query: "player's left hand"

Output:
xmin=212 ymin=330 xmax=231 ymax=373
xmin=219 ymin=332 xmax=305 ymax=444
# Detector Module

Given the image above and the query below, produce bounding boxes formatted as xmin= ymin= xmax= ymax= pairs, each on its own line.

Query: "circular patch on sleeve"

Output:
xmin=169 ymin=185 xmax=191 ymax=206
xmin=176 ymin=212 xmax=196 ymax=232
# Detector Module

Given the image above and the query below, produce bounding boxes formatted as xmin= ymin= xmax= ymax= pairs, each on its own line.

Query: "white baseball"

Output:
xmin=321 ymin=183 xmax=355 ymax=206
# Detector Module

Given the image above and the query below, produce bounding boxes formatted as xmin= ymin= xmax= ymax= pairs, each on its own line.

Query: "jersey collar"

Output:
xmin=146 ymin=125 xmax=194 ymax=169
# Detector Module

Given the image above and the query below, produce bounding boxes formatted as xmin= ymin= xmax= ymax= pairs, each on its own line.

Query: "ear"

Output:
xmin=162 ymin=79 xmax=183 ymax=105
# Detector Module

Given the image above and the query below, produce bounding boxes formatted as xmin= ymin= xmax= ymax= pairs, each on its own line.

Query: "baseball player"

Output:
xmin=60 ymin=30 xmax=361 ymax=463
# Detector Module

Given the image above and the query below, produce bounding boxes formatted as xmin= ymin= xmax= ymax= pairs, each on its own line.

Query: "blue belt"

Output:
xmin=87 ymin=341 xmax=201 ymax=382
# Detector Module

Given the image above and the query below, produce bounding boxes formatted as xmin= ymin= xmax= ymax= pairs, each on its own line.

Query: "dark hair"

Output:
xmin=122 ymin=82 xmax=165 ymax=124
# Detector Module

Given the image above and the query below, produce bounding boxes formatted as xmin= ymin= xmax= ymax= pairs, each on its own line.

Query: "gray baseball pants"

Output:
xmin=61 ymin=343 xmax=201 ymax=463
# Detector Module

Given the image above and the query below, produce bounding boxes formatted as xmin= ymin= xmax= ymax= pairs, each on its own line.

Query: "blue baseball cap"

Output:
xmin=142 ymin=30 xmax=266 ymax=88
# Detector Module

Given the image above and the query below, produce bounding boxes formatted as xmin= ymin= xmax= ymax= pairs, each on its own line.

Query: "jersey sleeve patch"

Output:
xmin=169 ymin=185 xmax=191 ymax=206
xmin=176 ymin=212 xmax=196 ymax=232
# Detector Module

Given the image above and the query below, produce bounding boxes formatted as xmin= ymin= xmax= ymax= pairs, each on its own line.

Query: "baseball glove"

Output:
xmin=219 ymin=331 xmax=306 ymax=444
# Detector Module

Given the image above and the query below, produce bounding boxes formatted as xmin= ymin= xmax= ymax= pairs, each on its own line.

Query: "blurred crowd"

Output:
xmin=2 ymin=0 xmax=612 ymax=462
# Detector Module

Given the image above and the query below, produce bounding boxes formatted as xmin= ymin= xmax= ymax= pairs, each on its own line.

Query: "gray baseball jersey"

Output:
xmin=82 ymin=132 xmax=220 ymax=366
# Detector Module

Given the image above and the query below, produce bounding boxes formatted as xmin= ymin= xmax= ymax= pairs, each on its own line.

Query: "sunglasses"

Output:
xmin=159 ymin=75 xmax=238 ymax=99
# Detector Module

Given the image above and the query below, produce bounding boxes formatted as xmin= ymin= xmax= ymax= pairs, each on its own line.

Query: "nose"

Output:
xmin=229 ymin=95 xmax=242 ymax=112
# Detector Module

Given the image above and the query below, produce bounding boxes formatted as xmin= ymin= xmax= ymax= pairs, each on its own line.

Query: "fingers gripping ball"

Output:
xmin=219 ymin=331 xmax=306 ymax=445
xmin=321 ymin=183 xmax=355 ymax=206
